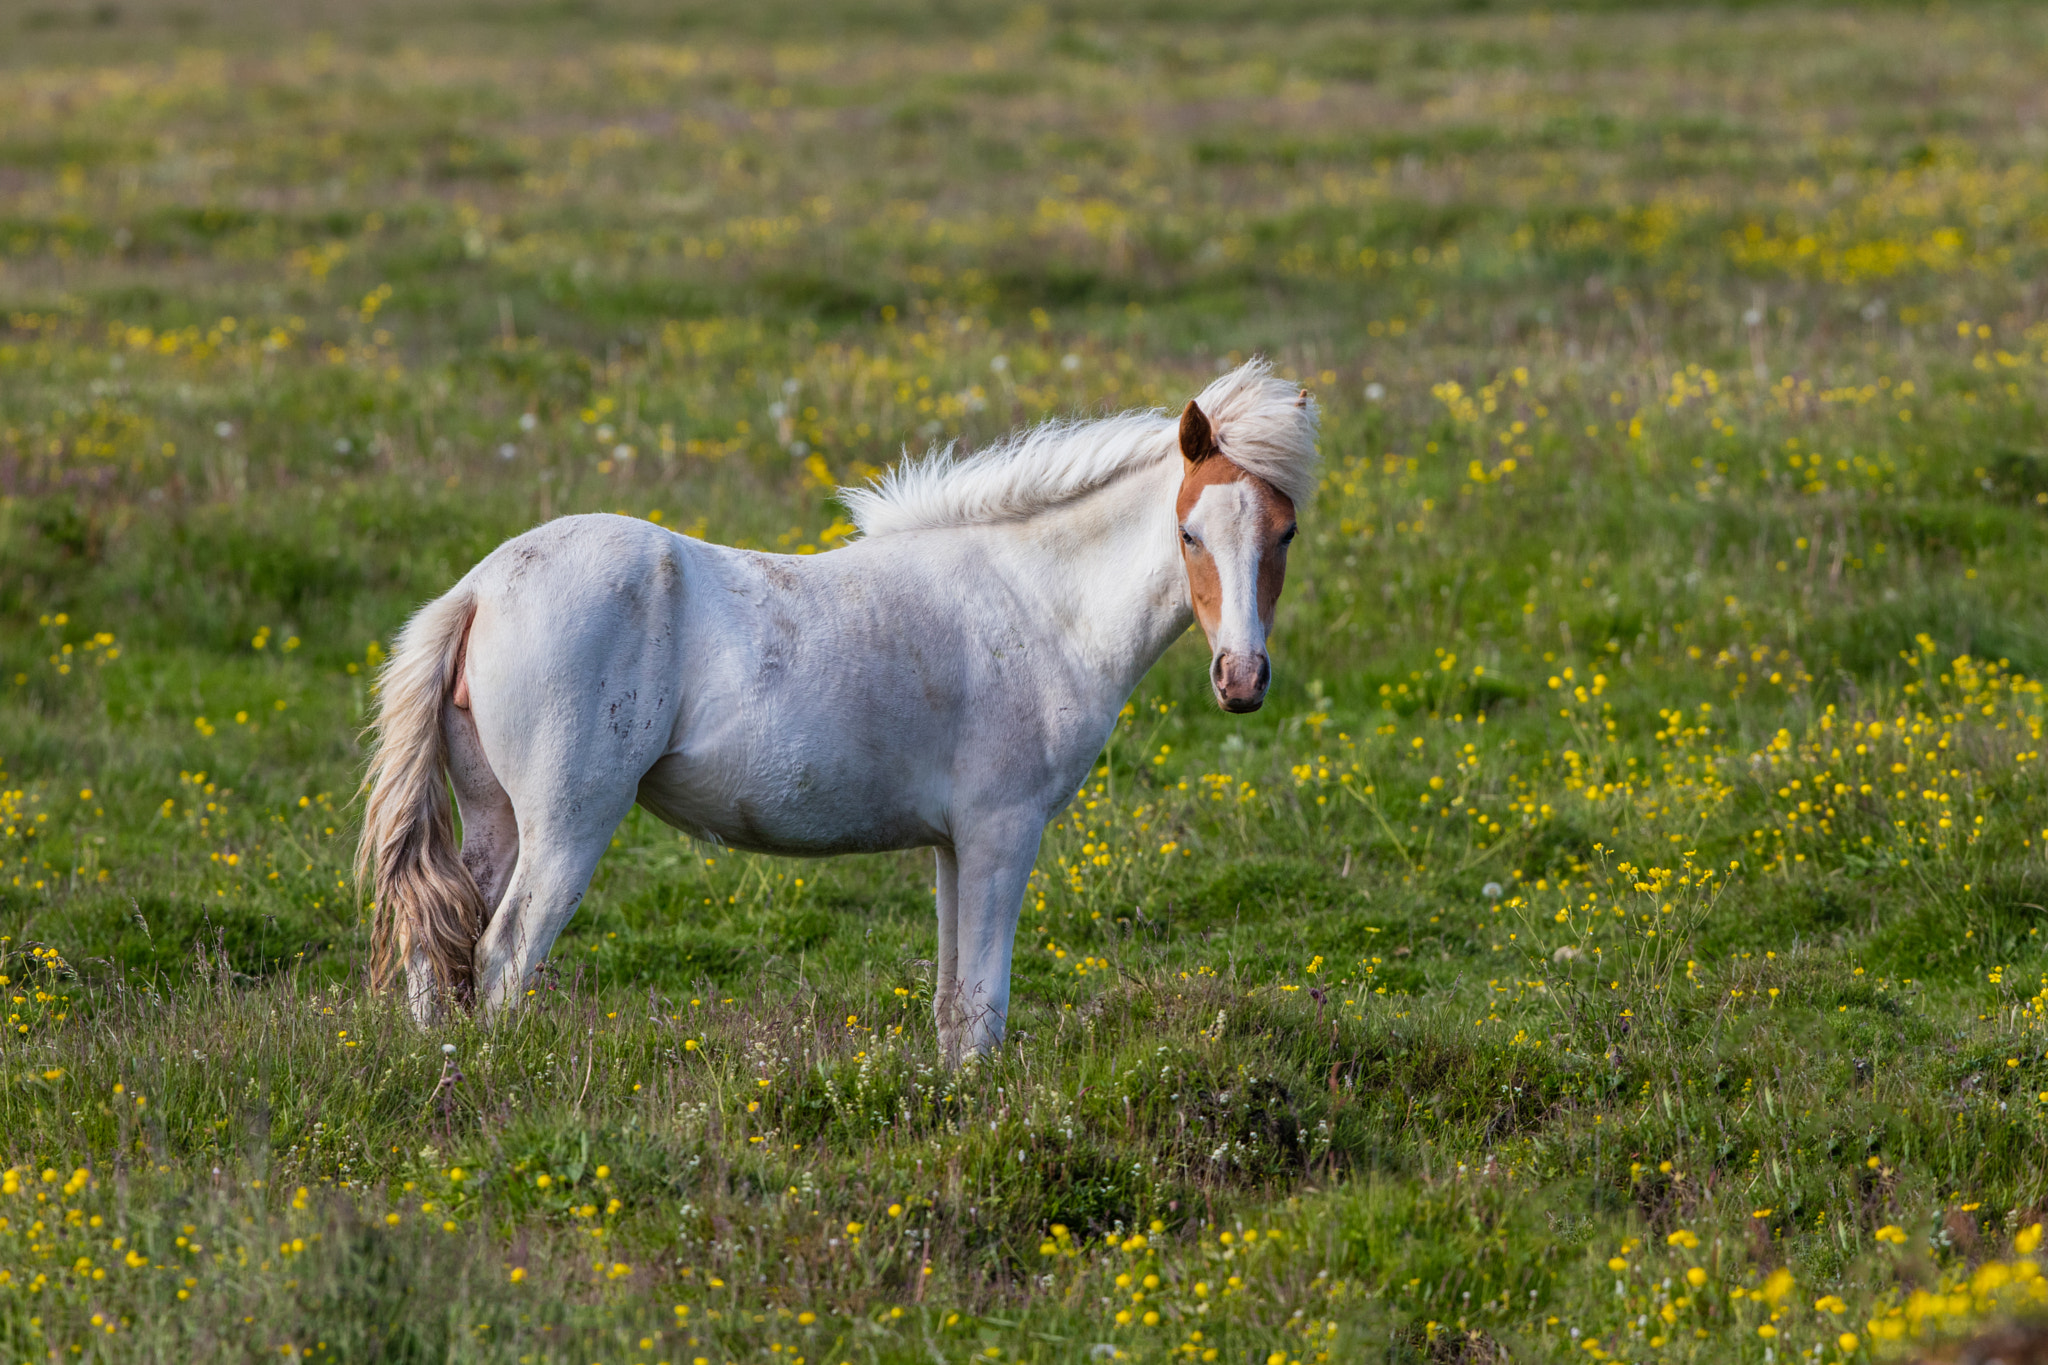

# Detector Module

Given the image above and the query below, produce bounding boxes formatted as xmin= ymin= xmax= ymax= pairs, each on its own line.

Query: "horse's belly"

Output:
xmin=634 ymin=751 xmax=938 ymax=856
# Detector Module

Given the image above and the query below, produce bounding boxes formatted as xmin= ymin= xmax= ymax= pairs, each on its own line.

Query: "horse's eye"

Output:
xmin=1279 ymin=525 xmax=1298 ymax=546
xmin=1180 ymin=527 xmax=1198 ymax=548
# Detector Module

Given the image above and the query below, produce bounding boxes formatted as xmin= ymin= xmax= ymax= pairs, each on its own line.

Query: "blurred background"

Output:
xmin=4 ymin=3 xmax=2048 ymax=1358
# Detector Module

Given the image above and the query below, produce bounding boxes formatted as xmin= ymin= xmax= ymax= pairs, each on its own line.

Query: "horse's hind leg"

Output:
xmin=446 ymin=703 xmax=518 ymax=928
xmin=454 ymin=528 xmax=685 ymax=1015
xmin=471 ymin=804 xmax=631 ymax=1016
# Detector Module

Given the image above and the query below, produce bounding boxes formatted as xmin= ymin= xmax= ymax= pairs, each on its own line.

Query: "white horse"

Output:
xmin=357 ymin=359 xmax=1317 ymax=1061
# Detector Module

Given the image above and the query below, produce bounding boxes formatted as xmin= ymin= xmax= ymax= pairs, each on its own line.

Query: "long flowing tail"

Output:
xmin=355 ymin=586 xmax=487 ymax=1006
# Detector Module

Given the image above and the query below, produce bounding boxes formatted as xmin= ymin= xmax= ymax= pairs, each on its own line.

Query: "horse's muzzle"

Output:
xmin=1211 ymin=651 xmax=1270 ymax=713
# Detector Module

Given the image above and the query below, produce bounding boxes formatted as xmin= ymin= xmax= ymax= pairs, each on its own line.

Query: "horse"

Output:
xmin=356 ymin=358 xmax=1318 ymax=1062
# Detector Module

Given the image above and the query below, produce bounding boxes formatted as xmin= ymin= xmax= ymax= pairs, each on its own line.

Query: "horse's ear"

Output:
xmin=1296 ymin=387 xmax=1311 ymax=408
xmin=1179 ymin=400 xmax=1219 ymax=464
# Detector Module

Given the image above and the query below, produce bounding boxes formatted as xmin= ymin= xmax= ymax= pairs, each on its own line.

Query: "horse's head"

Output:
xmin=1175 ymin=398 xmax=1297 ymax=713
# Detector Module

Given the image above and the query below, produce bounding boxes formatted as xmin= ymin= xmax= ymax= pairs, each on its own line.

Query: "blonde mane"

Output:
xmin=841 ymin=358 xmax=1320 ymax=538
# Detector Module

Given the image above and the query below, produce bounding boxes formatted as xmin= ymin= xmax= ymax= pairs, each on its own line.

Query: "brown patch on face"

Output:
xmin=1176 ymin=404 xmax=1297 ymax=642
xmin=1174 ymin=400 xmax=1298 ymax=711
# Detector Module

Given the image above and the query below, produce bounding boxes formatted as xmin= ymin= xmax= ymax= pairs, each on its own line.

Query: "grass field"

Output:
xmin=6 ymin=0 xmax=2048 ymax=1360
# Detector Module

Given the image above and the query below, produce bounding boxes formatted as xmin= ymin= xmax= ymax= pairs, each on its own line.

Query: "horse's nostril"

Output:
xmin=1255 ymin=656 xmax=1271 ymax=689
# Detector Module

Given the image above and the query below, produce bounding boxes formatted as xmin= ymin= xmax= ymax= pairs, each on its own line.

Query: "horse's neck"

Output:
xmin=1001 ymin=460 xmax=1191 ymax=707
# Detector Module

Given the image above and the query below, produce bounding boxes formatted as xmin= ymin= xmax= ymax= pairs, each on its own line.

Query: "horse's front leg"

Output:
xmin=947 ymin=821 xmax=1043 ymax=1064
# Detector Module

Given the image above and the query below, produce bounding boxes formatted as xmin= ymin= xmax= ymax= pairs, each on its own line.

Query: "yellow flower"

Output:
xmin=2017 ymin=1223 xmax=2044 ymax=1255
xmin=1838 ymin=1333 xmax=1859 ymax=1353
xmin=1666 ymin=1229 xmax=1700 ymax=1249
xmin=509 ymin=1267 xmax=526 ymax=1283
xmin=1686 ymin=1267 xmax=1708 ymax=1288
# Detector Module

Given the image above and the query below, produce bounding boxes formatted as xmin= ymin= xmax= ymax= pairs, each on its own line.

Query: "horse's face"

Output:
xmin=1175 ymin=400 xmax=1297 ymax=713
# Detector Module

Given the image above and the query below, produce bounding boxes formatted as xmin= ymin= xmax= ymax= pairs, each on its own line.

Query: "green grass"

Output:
xmin=4 ymin=0 xmax=2048 ymax=1360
